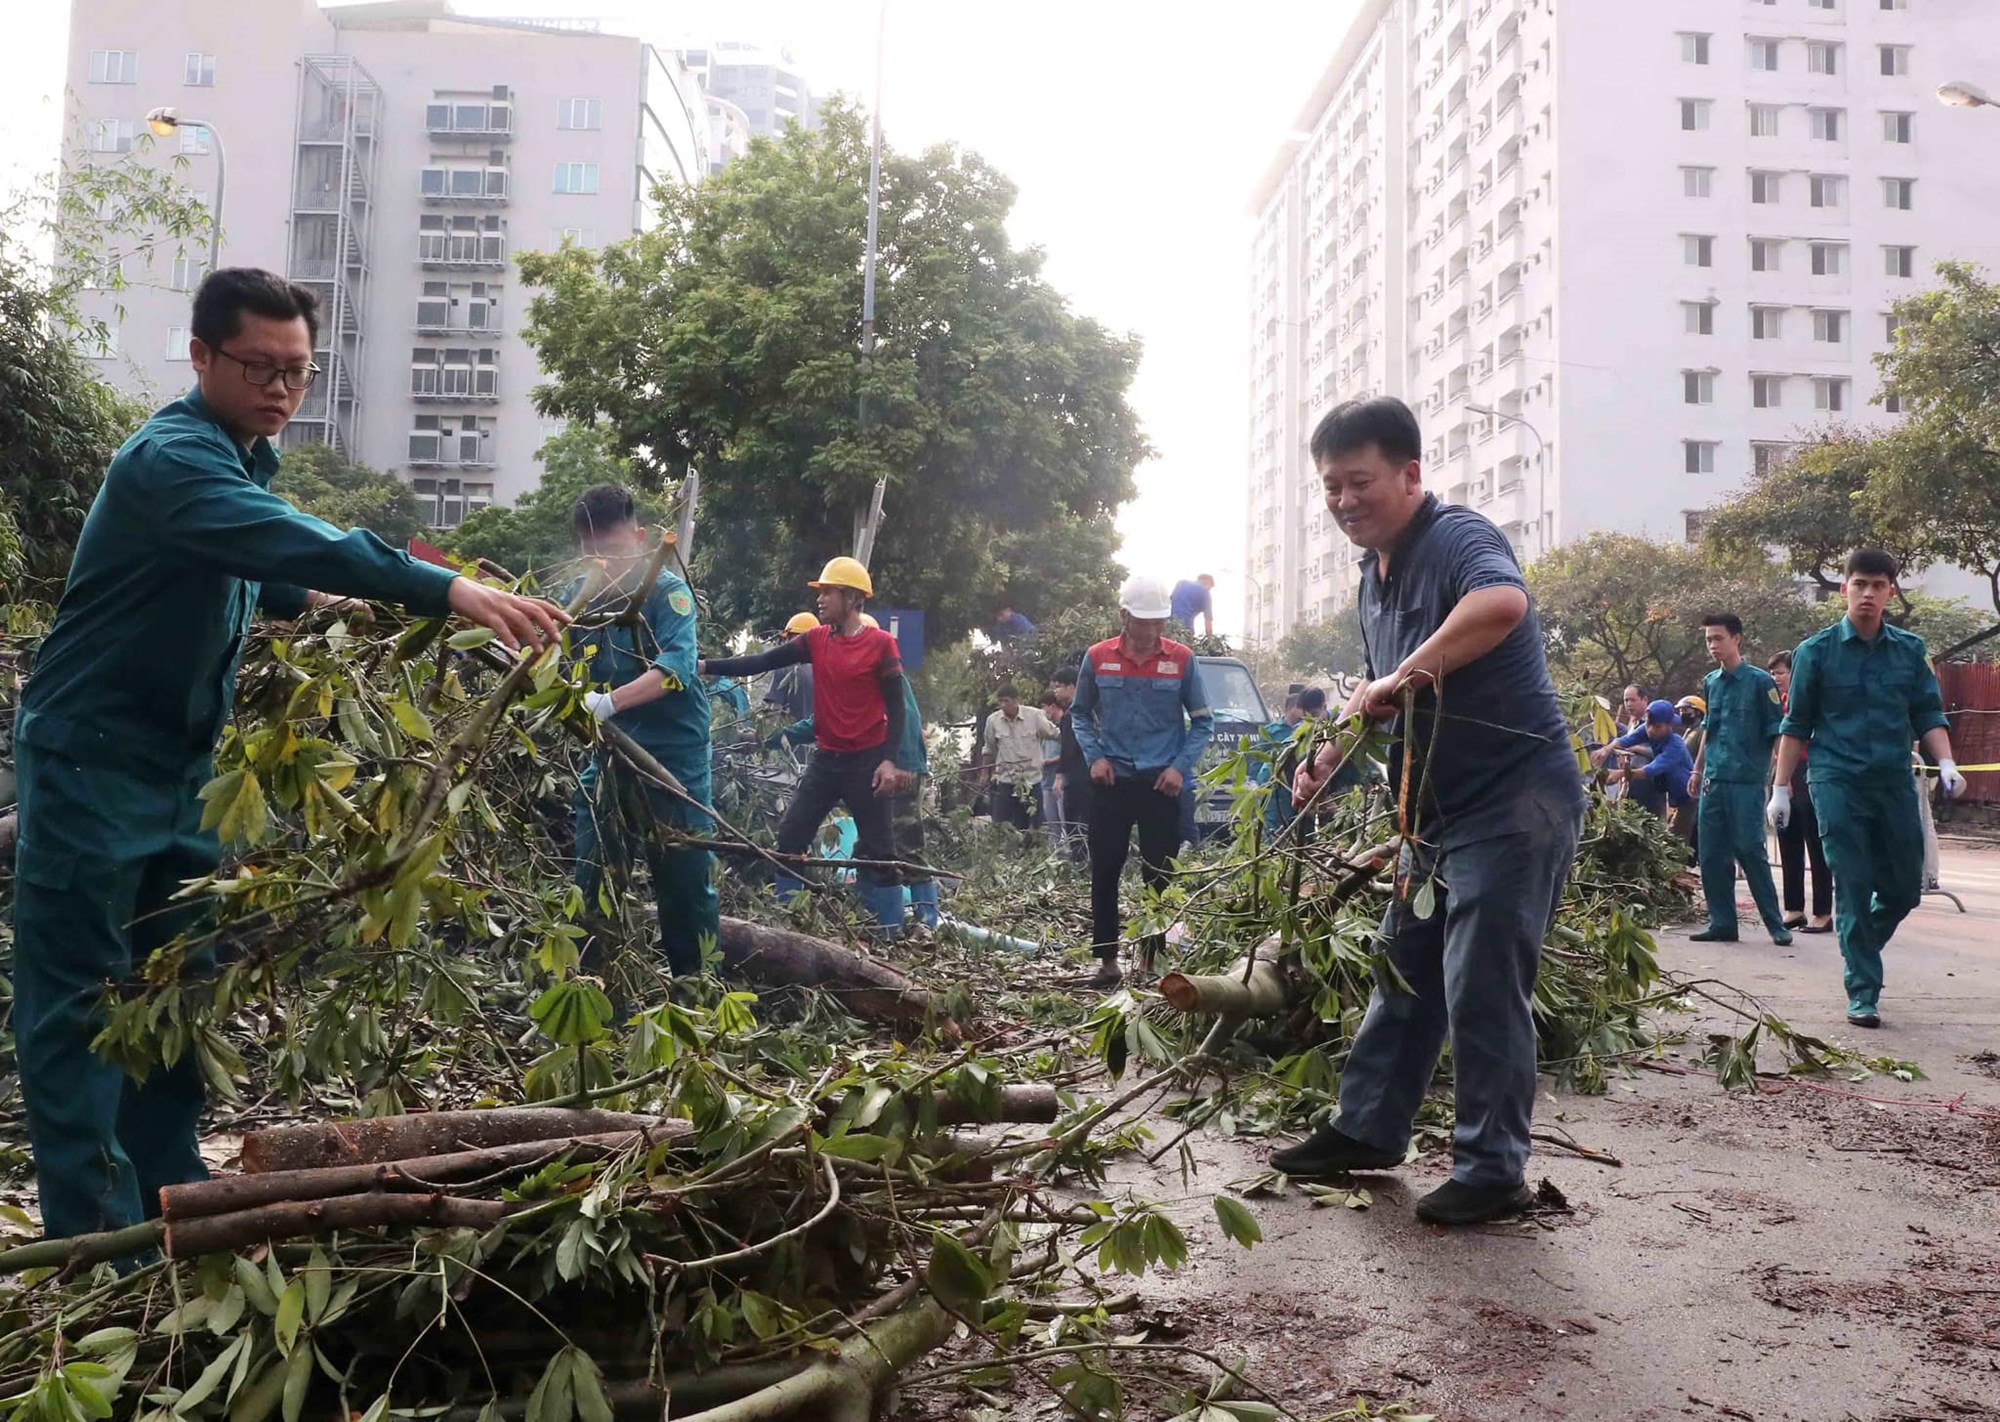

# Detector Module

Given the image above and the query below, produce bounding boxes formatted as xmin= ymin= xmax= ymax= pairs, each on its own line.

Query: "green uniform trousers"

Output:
xmin=1809 ymin=772 xmax=1923 ymax=1011
xmin=11 ymin=744 xmax=216 ymax=1239
xmin=573 ymin=763 xmax=719 ymax=977
xmin=1697 ymin=779 xmax=1786 ymax=938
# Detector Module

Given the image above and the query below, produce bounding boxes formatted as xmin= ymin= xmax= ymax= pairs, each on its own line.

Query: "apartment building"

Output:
xmin=1246 ymin=0 xmax=2000 ymax=643
xmin=66 ymin=0 xmax=709 ymax=524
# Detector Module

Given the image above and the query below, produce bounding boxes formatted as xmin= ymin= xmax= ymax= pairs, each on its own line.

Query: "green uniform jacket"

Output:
xmin=1699 ymin=662 xmax=1783 ymax=784
xmin=775 ymin=681 xmax=927 ymax=775
xmin=1779 ymin=617 xmax=1948 ymax=784
xmin=15 ymin=389 xmax=459 ymax=856
xmin=567 ymin=569 xmax=711 ymax=773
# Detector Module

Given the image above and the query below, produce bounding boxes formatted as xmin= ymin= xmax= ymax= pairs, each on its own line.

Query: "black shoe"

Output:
xmin=1268 ymin=1125 xmax=1403 ymax=1177
xmin=1847 ymin=1005 xmax=1881 ymax=1029
xmin=1771 ymin=928 xmax=1794 ymax=947
xmin=1689 ymin=928 xmax=1739 ymax=943
xmin=1089 ymin=959 xmax=1123 ymax=988
xmin=1414 ymin=1178 xmax=1535 ymax=1226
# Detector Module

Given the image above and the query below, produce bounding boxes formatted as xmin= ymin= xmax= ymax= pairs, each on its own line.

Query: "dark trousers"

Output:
xmin=1087 ymin=775 xmax=1181 ymax=963
xmin=1776 ymin=774 xmax=1832 ymax=919
xmin=777 ymin=745 xmax=899 ymax=886
xmin=991 ymin=779 xmax=1037 ymax=830
xmin=573 ymin=762 xmax=718 ymax=977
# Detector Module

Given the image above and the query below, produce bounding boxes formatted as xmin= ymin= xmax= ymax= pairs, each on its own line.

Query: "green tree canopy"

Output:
xmin=442 ymin=423 xmax=668 ymax=585
xmin=272 ymin=444 xmax=426 ymax=547
xmin=1274 ymin=615 xmax=1368 ymax=685
xmin=516 ymin=103 xmax=1147 ymax=645
xmin=1701 ymin=431 xmax=1924 ymax=596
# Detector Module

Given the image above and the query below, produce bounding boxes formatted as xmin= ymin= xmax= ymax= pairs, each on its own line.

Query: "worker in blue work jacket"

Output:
xmin=1685 ymin=612 xmax=1792 ymax=947
xmin=1770 ymin=549 xmax=1966 ymax=1028
xmin=1277 ymin=397 xmax=1586 ymax=1227
xmin=1602 ymin=699 xmax=1696 ymax=820
xmin=1070 ymin=574 xmax=1214 ymax=987
xmin=569 ymin=484 xmax=717 ymax=978
xmin=10 ymin=269 xmax=568 ymax=1242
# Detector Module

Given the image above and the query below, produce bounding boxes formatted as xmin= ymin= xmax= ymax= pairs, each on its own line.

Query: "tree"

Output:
xmin=271 ymin=444 xmax=426 ymax=547
xmin=1702 ymin=432 xmax=1924 ymax=597
xmin=1274 ymin=615 xmax=1368 ymax=684
xmin=1528 ymin=533 xmax=1824 ymax=697
xmin=443 ymin=423 xmax=668 ymax=583
xmin=517 ymin=103 xmax=1147 ymax=644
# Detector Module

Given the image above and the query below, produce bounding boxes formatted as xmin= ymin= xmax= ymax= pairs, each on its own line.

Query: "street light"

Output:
xmin=1464 ymin=403 xmax=1549 ymax=557
xmin=1936 ymin=80 xmax=1995 ymax=110
xmin=146 ymin=106 xmax=225 ymax=277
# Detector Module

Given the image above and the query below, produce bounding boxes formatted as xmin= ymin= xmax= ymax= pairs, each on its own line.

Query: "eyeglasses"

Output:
xmin=212 ymin=345 xmax=321 ymax=391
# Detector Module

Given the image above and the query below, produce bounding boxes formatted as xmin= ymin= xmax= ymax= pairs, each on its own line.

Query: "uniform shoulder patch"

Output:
xmin=667 ymin=588 xmax=694 ymax=616
xmin=1767 ymin=685 xmax=1781 ymax=704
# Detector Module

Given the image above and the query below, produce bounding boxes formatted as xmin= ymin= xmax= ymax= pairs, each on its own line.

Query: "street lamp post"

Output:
xmin=145 ymin=107 xmax=224 ymax=278
xmin=1463 ymin=403 xmax=1549 ymax=556
xmin=1936 ymin=80 xmax=1995 ymax=110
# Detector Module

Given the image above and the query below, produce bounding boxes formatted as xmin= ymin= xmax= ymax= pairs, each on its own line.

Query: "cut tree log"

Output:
xmin=164 ymin=1192 xmax=510 ymax=1258
xmin=674 ymin=1298 xmax=953 ymax=1422
xmin=927 ymin=1084 xmax=1059 ymax=1125
xmin=1159 ymin=940 xmax=1291 ymax=1016
xmin=717 ymin=916 xmax=951 ymax=1029
xmin=160 ymin=1128 xmax=685 ymax=1221
xmin=239 ymin=1108 xmax=683 ymax=1174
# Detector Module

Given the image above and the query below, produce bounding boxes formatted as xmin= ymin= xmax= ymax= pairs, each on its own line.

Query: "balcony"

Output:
xmin=420 ymin=169 xmax=509 ymax=203
xmin=415 ymin=302 xmax=500 ymax=336
xmin=419 ymin=233 xmax=507 ymax=268
xmin=411 ymin=373 xmax=500 ymax=403
xmin=407 ymin=435 xmax=495 ymax=469
xmin=426 ymin=102 xmax=513 ymax=140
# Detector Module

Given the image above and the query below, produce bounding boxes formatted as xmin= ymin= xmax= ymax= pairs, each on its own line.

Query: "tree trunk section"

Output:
xmin=239 ymin=1108 xmax=682 ymax=1174
xmin=163 ymin=1192 xmax=510 ymax=1257
xmin=717 ymin=917 xmax=949 ymax=1028
xmin=1159 ymin=942 xmax=1291 ymax=1016
xmin=927 ymin=1084 xmax=1059 ymax=1125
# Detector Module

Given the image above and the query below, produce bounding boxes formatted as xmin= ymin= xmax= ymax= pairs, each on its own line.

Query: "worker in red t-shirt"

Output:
xmin=700 ymin=557 xmax=917 ymax=932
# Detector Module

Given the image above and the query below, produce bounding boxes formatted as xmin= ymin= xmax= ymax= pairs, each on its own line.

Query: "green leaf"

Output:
xmin=198 ymin=768 xmax=269 ymax=846
xmin=525 ymin=1351 xmax=574 ymax=1422
xmin=1212 ymin=1196 xmax=1262 ymax=1248
xmin=531 ymin=979 xmax=613 ymax=1048
xmin=235 ymin=1256 xmax=279 ymax=1316
xmin=390 ymin=700 xmax=437 ymax=742
xmin=817 ymin=1132 xmax=894 ymax=1163
xmin=174 ymin=1332 xmax=246 ymax=1414
xmin=280 ymin=1348 xmax=312 ymax=1422
xmin=448 ymin=626 xmax=497 ymax=650
xmin=302 ymin=1249 xmax=331 ymax=1325
xmin=924 ymin=1228 xmax=993 ymax=1313
xmin=274 ymin=1278 xmax=306 ymax=1356
xmin=1411 ymin=876 xmax=1438 ymax=921
xmin=76 ymin=1329 xmax=139 ymax=1356
xmin=568 ymin=1351 xmax=613 ymax=1422
xmin=736 ymin=1290 xmax=783 ymax=1341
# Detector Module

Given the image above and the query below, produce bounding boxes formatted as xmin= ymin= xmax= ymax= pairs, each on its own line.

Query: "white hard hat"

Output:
xmin=1118 ymin=574 xmax=1172 ymax=620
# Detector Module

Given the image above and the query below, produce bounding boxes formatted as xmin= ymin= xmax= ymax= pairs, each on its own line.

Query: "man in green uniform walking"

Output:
xmin=1685 ymin=611 xmax=1792 ymax=947
xmin=569 ymin=484 xmax=717 ymax=978
xmin=1770 ymin=550 xmax=1965 ymax=1028
xmin=11 ymin=269 xmax=568 ymax=1240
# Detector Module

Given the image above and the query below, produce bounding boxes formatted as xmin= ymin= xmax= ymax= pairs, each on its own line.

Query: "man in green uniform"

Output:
xmin=1770 ymin=550 xmax=1964 ymax=1028
xmin=12 ymin=268 xmax=567 ymax=1240
xmin=570 ymin=484 xmax=717 ymax=977
xmin=1685 ymin=612 xmax=1792 ymax=946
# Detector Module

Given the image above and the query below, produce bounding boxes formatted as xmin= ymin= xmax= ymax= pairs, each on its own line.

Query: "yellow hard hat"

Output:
xmin=809 ymin=556 xmax=873 ymax=597
xmin=785 ymin=612 xmax=820 ymax=635
xmin=1676 ymin=695 xmax=1707 ymax=714
xmin=858 ymin=613 xmax=881 ymax=630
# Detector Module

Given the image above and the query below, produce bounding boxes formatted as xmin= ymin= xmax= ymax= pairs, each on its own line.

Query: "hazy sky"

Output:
xmin=0 ymin=0 xmax=1361 ymax=636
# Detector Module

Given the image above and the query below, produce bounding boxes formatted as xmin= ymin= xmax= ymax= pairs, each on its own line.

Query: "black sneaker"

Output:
xmin=1414 ymin=1178 xmax=1535 ymax=1226
xmin=1268 ymin=1125 xmax=1403 ymax=1177
xmin=1689 ymin=928 xmax=1739 ymax=943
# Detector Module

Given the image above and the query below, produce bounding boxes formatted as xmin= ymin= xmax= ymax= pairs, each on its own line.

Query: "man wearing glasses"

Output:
xmin=10 ymin=268 xmax=568 ymax=1242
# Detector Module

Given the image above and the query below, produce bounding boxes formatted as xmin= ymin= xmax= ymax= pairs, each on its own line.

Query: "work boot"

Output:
xmin=1414 ymin=1179 xmax=1535 ymax=1226
xmin=773 ymin=872 xmax=806 ymax=908
xmin=907 ymin=881 xmax=941 ymax=930
xmin=1268 ymin=1125 xmax=1403 ymax=1177
xmin=1846 ymin=1000 xmax=1881 ymax=1029
xmin=1689 ymin=928 xmax=1739 ymax=943
xmin=859 ymin=885 xmax=907 ymax=939
xmin=1089 ymin=958 xmax=1123 ymax=988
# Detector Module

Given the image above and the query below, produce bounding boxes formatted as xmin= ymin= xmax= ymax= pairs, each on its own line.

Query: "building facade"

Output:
xmin=1246 ymin=0 xmax=2000 ymax=644
xmin=679 ymin=42 xmax=819 ymax=140
xmin=66 ymin=0 xmax=710 ymax=524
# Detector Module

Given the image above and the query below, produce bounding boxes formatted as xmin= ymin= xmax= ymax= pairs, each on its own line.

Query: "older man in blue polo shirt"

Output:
xmin=1280 ymin=396 xmax=1586 ymax=1227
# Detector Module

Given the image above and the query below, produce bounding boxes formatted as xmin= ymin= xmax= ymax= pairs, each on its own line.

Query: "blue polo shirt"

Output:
xmin=1170 ymin=579 xmax=1212 ymax=627
xmin=1356 ymin=494 xmax=1584 ymax=848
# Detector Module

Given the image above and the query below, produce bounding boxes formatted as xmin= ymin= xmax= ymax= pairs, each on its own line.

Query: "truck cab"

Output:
xmin=1186 ymin=655 xmax=1273 ymax=842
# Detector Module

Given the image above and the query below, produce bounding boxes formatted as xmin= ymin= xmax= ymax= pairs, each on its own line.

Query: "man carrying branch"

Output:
xmin=1279 ymin=397 xmax=1585 ymax=1227
xmin=11 ymin=269 xmax=567 ymax=1241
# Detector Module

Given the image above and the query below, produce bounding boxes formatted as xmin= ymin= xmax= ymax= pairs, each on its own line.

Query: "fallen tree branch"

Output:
xmin=716 ymin=917 xmax=952 ymax=1029
xmin=674 ymin=1298 xmax=953 ymax=1422
xmin=239 ymin=1108 xmax=684 ymax=1173
xmin=1159 ymin=940 xmax=1288 ymax=1017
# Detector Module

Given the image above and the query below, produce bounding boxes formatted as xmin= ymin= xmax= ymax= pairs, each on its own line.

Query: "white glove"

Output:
xmin=583 ymin=690 xmax=618 ymax=722
xmin=1939 ymin=759 xmax=1966 ymax=798
xmin=1766 ymin=785 xmax=1792 ymax=830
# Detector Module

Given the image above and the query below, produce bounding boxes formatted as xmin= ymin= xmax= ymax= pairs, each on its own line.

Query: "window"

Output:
xmin=1684 ymin=301 xmax=1715 ymax=335
xmin=1881 ymin=0 xmax=1906 ymax=8
xmin=1684 ymin=441 xmax=1718 ymax=475
xmin=1884 ymin=312 xmax=1903 ymax=341
xmin=89 ymin=50 xmax=137 ymax=84
xmin=1882 ymin=177 xmax=1914 ymax=210
xmin=1814 ymin=309 xmax=1848 ymax=343
xmin=1682 ymin=165 xmax=1713 ymax=198
xmin=1810 ymin=108 xmax=1843 ymax=141
xmin=165 ymin=326 xmax=192 ymax=360
xmin=557 ymin=98 xmax=602 ymax=130
xmin=88 ymin=119 xmax=137 ymax=154
xmin=1683 ymin=370 xmax=1715 ymax=405
xmin=1749 ymin=104 xmax=1781 ymax=137
xmin=1750 ymin=171 xmax=1782 ymax=205
xmin=553 ymin=161 xmax=599 ymax=194
xmin=1807 ymin=41 xmax=1842 ymax=75
xmin=1814 ymin=377 xmax=1848 ymax=412
xmin=1753 ymin=442 xmax=1792 ymax=476
xmin=1810 ymin=174 xmax=1844 ymax=208
xmin=1680 ymin=33 xmax=1711 ymax=65
xmin=1752 ymin=306 xmax=1785 ymax=340
xmin=1884 ymin=244 xmax=1915 ymax=277
xmin=1680 ymin=99 xmax=1711 ymax=131
xmin=1880 ymin=45 xmax=1911 ymax=76
xmin=1753 ymin=374 xmax=1785 ymax=408
xmin=1683 ymin=234 xmax=1714 ymax=267
xmin=180 ymin=123 xmax=211 ymax=156
xmin=1810 ymin=241 xmax=1847 ymax=275
xmin=1884 ymin=389 xmax=1904 ymax=414
xmin=1748 ymin=39 xmax=1781 ymax=72
xmin=82 ymin=254 xmax=121 ymax=290
xmin=183 ymin=52 xmax=214 ymax=86
xmin=1751 ymin=238 xmax=1783 ymax=272
xmin=1808 ymin=0 xmax=1836 ymax=9
xmin=172 ymin=253 xmax=204 ymax=291
xmin=554 ymin=226 xmax=598 ymax=248
xmin=1882 ymin=111 xmax=1913 ymax=143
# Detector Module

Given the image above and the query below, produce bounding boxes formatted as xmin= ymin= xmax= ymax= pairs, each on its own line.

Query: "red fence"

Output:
xmin=1939 ymin=662 xmax=2000 ymax=805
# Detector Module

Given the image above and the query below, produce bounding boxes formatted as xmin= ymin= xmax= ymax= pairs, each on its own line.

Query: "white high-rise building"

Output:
xmin=1245 ymin=0 xmax=2000 ymax=644
xmin=64 ymin=0 xmax=710 ymax=527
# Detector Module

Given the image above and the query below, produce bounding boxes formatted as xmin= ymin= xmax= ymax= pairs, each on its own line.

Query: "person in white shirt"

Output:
xmin=981 ymin=687 xmax=1059 ymax=831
